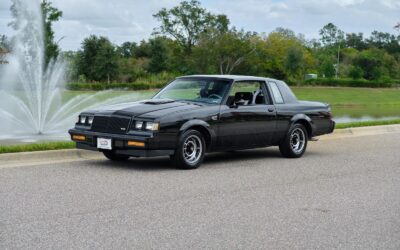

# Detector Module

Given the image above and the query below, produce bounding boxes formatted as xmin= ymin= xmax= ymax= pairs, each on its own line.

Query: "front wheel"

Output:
xmin=171 ymin=130 xmax=205 ymax=169
xmin=103 ymin=150 xmax=130 ymax=161
xmin=279 ymin=123 xmax=308 ymax=158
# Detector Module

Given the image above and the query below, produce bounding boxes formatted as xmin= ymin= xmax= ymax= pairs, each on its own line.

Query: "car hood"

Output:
xmin=84 ymin=99 xmax=204 ymax=118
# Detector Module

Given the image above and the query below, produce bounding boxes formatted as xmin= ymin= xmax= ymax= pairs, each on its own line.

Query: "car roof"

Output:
xmin=177 ymin=75 xmax=279 ymax=82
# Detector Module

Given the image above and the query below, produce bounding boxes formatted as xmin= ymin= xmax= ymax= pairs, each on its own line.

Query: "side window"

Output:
xmin=226 ymin=81 xmax=266 ymax=106
xmin=269 ymin=82 xmax=284 ymax=104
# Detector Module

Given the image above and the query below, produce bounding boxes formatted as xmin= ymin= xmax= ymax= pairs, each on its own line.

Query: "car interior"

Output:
xmin=226 ymin=82 xmax=267 ymax=106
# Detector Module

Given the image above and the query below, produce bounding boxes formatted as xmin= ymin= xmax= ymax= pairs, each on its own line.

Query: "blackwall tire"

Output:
xmin=171 ymin=129 xmax=205 ymax=169
xmin=279 ymin=123 xmax=308 ymax=158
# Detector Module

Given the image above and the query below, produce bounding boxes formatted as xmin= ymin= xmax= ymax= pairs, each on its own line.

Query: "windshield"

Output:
xmin=153 ymin=78 xmax=231 ymax=104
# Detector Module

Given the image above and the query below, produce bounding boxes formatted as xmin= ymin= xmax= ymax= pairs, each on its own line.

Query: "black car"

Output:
xmin=69 ymin=75 xmax=335 ymax=169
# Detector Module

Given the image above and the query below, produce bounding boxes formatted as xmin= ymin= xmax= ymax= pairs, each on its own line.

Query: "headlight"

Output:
xmin=79 ymin=116 xmax=87 ymax=124
xmin=145 ymin=122 xmax=160 ymax=131
xmin=135 ymin=121 xmax=143 ymax=130
xmin=87 ymin=116 xmax=94 ymax=125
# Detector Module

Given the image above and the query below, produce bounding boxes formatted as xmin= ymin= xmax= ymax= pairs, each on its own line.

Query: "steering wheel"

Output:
xmin=208 ymin=94 xmax=222 ymax=99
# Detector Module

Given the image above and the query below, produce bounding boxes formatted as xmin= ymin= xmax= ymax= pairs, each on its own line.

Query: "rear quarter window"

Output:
xmin=269 ymin=82 xmax=284 ymax=104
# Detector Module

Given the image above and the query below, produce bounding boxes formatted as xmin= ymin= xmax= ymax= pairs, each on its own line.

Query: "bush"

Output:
xmin=66 ymin=72 xmax=176 ymax=90
xmin=303 ymin=78 xmax=394 ymax=88
xmin=348 ymin=66 xmax=363 ymax=79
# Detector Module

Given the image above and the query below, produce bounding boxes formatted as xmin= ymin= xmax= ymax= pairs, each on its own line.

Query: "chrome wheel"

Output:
xmin=290 ymin=128 xmax=306 ymax=154
xmin=183 ymin=135 xmax=203 ymax=164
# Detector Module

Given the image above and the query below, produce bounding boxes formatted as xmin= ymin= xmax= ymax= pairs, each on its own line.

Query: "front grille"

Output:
xmin=91 ymin=116 xmax=109 ymax=133
xmin=91 ymin=116 xmax=131 ymax=134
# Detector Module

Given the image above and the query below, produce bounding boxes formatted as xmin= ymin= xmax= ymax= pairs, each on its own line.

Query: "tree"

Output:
xmin=345 ymin=33 xmax=367 ymax=50
xmin=40 ymin=0 xmax=63 ymax=67
xmin=274 ymin=27 xmax=296 ymax=39
xmin=366 ymin=31 xmax=400 ymax=54
xmin=0 ymin=35 xmax=9 ymax=50
xmin=153 ymin=0 xmax=229 ymax=53
xmin=148 ymin=37 xmax=168 ymax=73
xmin=319 ymin=23 xmax=344 ymax=46
xmin=76 ymin=35 xmax=119 ymax=83
xmin=284 ymin=45 xmax=304 ymax=80
xmin=354 ymin=48 xmax=385 ymax=80
xmin=118 ymin=42 xmax=137 ymax=58
xmin=348 ymin=66 xmax=363 ymax=79
xmin=193 ymin=29 xmax=256 ymax=74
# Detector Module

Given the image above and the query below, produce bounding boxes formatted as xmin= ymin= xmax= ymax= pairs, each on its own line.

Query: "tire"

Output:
xmin=279 ymin=123 xmax=308 ymax=158
xmin=103 ymin=150 xmax=130 ymax=161
xmin=171 ymin=129 xmax=206 ymax=169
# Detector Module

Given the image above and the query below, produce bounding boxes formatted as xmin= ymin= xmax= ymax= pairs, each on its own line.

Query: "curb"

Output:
xmin=0 ymin=149 xmax=101 ymax=168
xmin=1 ymin=124 xmax=400 ymax=167
xmin=320 ymin=124 xmax=400 ymax=140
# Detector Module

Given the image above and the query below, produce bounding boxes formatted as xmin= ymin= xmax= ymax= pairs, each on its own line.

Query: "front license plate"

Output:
xmin=97 ymin=138 xmax=112 ymax=150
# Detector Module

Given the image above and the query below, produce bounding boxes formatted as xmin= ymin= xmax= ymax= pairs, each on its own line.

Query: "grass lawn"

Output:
xmin=291 ymin=87 xmax=400 ymax=118
xmin=63 ymin=86 xmax=400 ymax=118
xmin=292 ymin=87 xmax=400 ymax=105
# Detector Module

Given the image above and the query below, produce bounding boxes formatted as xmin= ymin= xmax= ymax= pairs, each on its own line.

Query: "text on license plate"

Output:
xmin=97 ymin=138 xmax=112 ymax=150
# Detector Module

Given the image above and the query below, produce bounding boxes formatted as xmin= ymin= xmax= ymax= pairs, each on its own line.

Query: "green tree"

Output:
xmin=0 ymin=36 xmax=9 ymax=64
xmin=319 ymin=23 xmax=344 ymax=46
xmin=0 ymin=35 xmax=9 ymax=50
xmin=153 ymin=0 xmax=229 ymax=53
xmin=348 ymin=66 xmax=363 ymax=79
xmin=40 ymin=0 xmax=63 ymax=67
xmin=193 ymin=29 xmax=256 ymax=74
xmin=354 ymin=48 xmax=386 ymax=80
xmin=77 ymin=35 xmax=119 ymax=83
xmin=319 ymin=57 xmax=336 ymax=78
xmin=118 ymin=42 xmax=137 ymax=58
xmin=284 ymin=45 xmax=304 ymax=80
xmin=345 ymin=33 xmax=367 ymax=50
xmin=148 ymin=37 xmax=168 ymax=73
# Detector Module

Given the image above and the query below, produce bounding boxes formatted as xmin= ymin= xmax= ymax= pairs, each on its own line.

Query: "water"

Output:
xmin=0 ymin=0 xmax=150 ymax=144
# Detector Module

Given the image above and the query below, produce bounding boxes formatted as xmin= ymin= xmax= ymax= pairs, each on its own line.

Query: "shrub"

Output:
xmin=303 ymin=78 xmax=394 ymax=88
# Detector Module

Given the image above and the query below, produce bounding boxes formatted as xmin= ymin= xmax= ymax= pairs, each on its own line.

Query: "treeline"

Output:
xmin=2 ymin=0 xmax=400 ymax=87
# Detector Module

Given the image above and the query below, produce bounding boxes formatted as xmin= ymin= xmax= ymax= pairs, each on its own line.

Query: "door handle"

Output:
xmin=268 ymin=108 xmax=275 ymax=112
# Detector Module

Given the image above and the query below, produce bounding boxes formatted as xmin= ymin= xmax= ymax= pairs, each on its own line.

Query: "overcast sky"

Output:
xmin=0 ymin=0 xmax=399 ymax=51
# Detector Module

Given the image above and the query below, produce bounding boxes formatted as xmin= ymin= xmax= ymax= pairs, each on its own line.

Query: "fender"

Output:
xmin=290 ymin=114 xmax=315 ymax=137
xmin=179 ymin=119 xmax=217 ymax=149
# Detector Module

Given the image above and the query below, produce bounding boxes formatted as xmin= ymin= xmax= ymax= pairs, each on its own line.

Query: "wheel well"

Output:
xmin=295 ymin=119 xmax=312 ymax=138
xmin=186 ymin=125 xmax=212 ymax=149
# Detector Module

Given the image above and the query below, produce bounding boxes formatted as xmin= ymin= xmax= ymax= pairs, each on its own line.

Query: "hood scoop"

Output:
xmin=142 ymin=99 xmax=175 ymax=105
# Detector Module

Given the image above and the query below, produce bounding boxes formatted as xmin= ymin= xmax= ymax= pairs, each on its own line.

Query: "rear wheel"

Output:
xmin=279 ymin=123 xmax=308 ymax=158
xmin=103 ymin=150 xmax=130 ymax=161
xmin=171 ymin=130 xmax=205 ymax=169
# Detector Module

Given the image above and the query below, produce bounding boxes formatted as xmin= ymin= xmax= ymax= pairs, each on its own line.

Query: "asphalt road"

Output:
xmin=1 ymin=133 xmax=400 ymax=249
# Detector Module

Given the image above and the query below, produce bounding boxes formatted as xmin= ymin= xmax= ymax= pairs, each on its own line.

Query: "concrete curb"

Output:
xmin=0 ymin=149 xmax=101 ymax=168
xmin=320 ymin=124 xmax=400 ymax=140
xmin=1 ymin=124 xmax=400 ymax=167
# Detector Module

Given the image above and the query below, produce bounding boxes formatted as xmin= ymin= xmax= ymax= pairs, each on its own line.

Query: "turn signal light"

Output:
xmin=127 ymin=141 xmax=145 ymax=147
xmin=72 ymin=135 xmax=86 ymax=141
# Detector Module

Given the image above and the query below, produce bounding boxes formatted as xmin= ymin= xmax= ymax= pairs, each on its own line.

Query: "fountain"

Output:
xmin=0 ymin=0 xmax=152 ymax=143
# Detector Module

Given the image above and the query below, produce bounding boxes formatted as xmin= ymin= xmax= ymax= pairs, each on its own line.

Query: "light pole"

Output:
xmin=336 ymin=43 xmax=340 ymax=79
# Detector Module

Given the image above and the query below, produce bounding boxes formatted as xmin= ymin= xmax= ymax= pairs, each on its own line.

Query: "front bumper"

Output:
xmin=68 ymin=129 xmax=174 ymax=158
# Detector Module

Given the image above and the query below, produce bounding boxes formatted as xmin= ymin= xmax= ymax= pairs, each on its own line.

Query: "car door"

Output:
xmin=216 ymin=80 xmax=277 ymax=149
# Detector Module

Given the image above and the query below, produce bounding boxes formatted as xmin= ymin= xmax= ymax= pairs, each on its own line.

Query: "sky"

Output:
xmin=0 ymin=0 xmax=399 ymax=51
